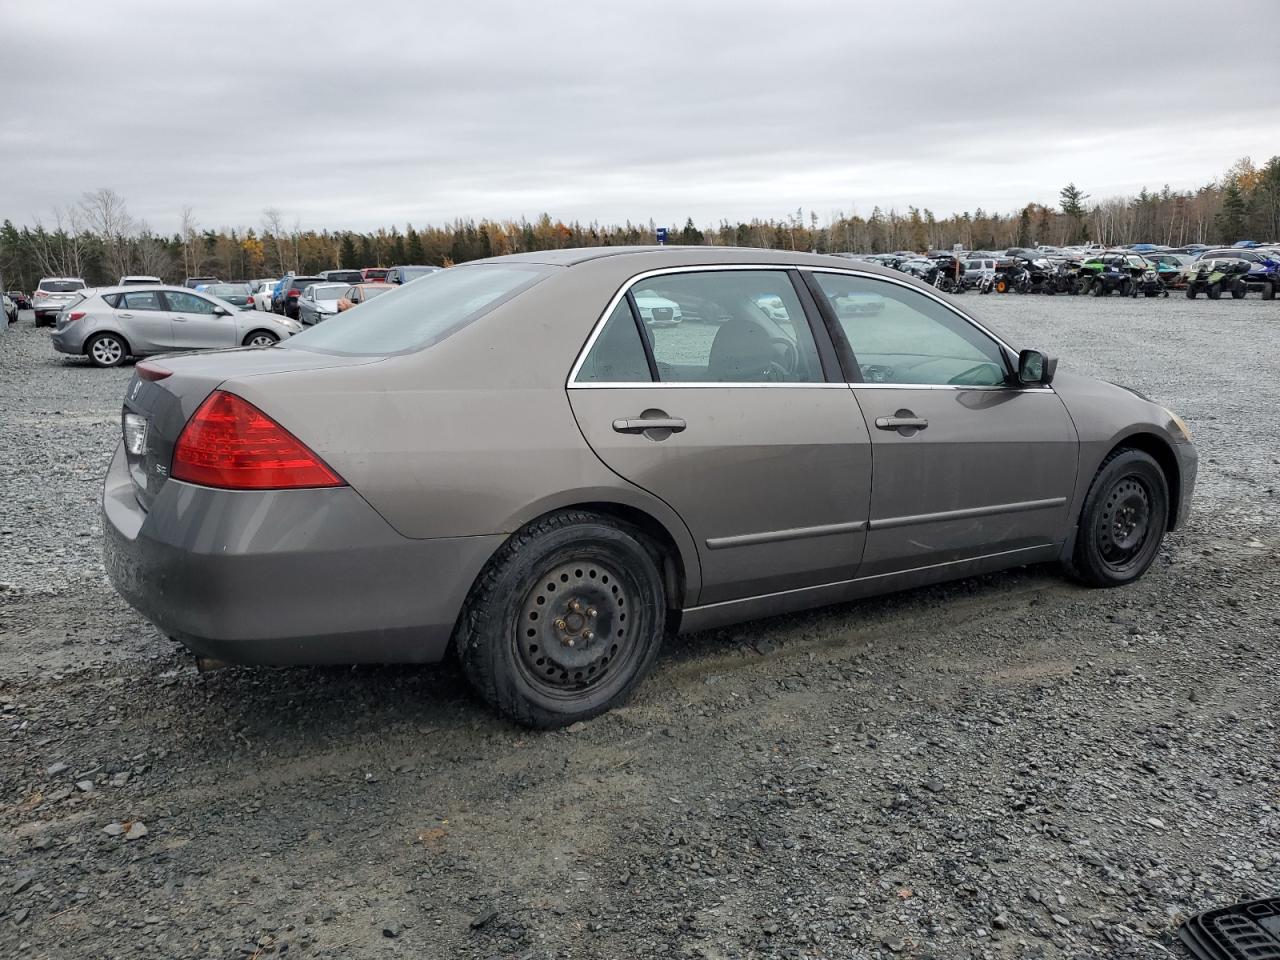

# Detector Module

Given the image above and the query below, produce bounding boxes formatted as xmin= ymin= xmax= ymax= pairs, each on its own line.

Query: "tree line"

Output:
xmin=3 ymin=156 xmax=1277 ymax=290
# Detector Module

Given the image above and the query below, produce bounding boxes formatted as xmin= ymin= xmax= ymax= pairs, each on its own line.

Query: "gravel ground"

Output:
xmin=1 ymin=296 xmax=1278 ymax=960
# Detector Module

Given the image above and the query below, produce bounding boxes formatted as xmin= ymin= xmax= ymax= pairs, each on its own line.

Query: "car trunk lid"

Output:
xmin=120 ymin=347 xmax=380 ymax=511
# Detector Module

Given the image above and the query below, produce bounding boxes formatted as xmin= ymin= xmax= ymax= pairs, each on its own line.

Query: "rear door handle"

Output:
xmin=875 ymin=414 xmax=926 ymax=430
xmin=173 ymin=316 xmax=189 ymax=322
xmin=118 ymin=312 xmax=134 ymax=319
xmin=612 ymin=417 xmax=686 ymax=434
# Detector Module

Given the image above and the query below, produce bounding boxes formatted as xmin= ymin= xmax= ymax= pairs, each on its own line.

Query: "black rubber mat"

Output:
xmin=1179 ymin=897 xmax=1280 ymax=959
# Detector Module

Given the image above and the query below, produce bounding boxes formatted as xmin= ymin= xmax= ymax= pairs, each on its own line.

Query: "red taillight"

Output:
xmin=287 ymin=289 xmax=300 ymax=297
xmin=135 ymin=362 xmax=172 ymax=381
xmin=67 ymin=311 xmax=85 ymax=322
xmin=171 ymin=390 xmax=344 ymax=490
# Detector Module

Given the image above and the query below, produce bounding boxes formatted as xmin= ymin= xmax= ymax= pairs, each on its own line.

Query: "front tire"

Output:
xmin=1208 ymin=282 xmax=1221 ymax=300
xmin=1066 ymin=449 xmax=1169 ymax=588
xmin=1231 ymin=281 xmax=1246 ymax=299
xmin=86 ymin=332 xmax=128 ymax=368
xmin=242 ymin=330 xmax=279 ymax=347
xmin=457 ymin=510 xmax=667 ymax=729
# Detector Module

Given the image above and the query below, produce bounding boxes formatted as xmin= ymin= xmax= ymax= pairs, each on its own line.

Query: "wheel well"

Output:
xmin=570 ymin=502 xmax=687 ymax=620
xmin=85 ymin=330 xmax=131 ymax=356
xmin=242 ymin=329 xmax=278 ymax=345
xmin=1110 ymin=433 xmax=1181 ymax=530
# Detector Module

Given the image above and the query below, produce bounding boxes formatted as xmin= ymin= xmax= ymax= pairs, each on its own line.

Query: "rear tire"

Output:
xmin=1185 ymin=286 xmax=1196 ymax=299
xmin=1231 ymin=281 xmax=1246 ymax=299
xmin=1265 ymin=282 xmax=1277 ymax=301
xmin=457 ymin=510 xmax=666 ymax=729
xmin=1065 ymin=448 xmax=1169 ymax=588
xmin=1208 ymin=282 xmax=1221 ymax=300
xmin=86 ymin=332 xmax=128 ymax=368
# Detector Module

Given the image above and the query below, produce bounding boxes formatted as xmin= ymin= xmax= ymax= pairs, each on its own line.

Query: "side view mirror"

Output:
xmin=213 ymin=306 xmax=230 ymax=317
xmin=1017 ymin=349 xmax=1056 ymax=385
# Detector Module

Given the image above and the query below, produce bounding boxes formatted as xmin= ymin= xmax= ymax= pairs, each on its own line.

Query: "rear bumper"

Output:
xmin=50 ymin=326 xmax=86 ymax=354
xmin=101 ymin=443 xmax=502 ymax=665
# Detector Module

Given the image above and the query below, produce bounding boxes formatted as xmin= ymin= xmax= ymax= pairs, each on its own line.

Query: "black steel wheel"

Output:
xmin=1066 ymin=448 xmax=1169 ymax=588
xmin=1207 ymin=282 xmax=1222 ymax=300
xmin=458 ymin=510 xmax=666 ymax=728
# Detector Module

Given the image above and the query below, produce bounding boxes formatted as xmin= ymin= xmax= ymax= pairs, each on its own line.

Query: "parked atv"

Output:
xmin=927 ymin=255 xmax=967 ymax=294
xmin=988 ymin=258 xmax=1027 ymax=293
xmin=1183 ymin=258 xmax=1251 ymax=299
xmin=1080 ymin=258 xmax=1133 ymax=296
xmin=1132 ymin=266 xmax=1167 ymax=297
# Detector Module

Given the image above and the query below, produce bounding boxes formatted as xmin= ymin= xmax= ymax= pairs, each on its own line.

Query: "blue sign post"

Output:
xmin=655 ymin=227 xmax=668 ymax=245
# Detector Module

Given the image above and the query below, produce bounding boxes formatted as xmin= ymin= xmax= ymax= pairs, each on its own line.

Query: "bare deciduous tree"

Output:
xmin=262 ymin=207 xmax=289 ymax=275
xmin=181 ymin=206 xmax=203 ymax=278
xmin=29 ymin=206 xmax=88 ymax=279
xmin=79 ymin=188 xmax=134 ymax=279
xmin=134 ymin=225 xmax=175 ymax=280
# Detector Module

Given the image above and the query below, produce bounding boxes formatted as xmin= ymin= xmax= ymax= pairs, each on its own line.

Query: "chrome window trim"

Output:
xmin=567 ymin=263 xmax=828 ymax=387
xmin=567 ymin=262 xmax=1048 ymax=392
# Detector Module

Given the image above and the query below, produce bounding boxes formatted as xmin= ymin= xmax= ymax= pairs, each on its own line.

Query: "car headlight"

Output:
xmin=1163 ymin=407 xmax=1192 ymax=442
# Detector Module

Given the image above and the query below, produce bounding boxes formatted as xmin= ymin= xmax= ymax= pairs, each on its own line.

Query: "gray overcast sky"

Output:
xmin=3 ymin=0 xmax=1278 ymax=234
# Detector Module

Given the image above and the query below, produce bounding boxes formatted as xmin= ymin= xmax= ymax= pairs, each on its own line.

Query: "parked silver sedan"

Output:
xmin=52 ymin=285 xmax=300 ymax=367
xmin=103 ymin=248 xmax=1196 ymax=728
xmin=295 ymin=282 xmax=348 ymax=325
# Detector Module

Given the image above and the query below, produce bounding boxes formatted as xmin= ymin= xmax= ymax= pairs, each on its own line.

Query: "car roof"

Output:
xmin=351 ymin=281 xmax=393 ymax=288
xmin=91 ymin=284 xmax=214 ymax=295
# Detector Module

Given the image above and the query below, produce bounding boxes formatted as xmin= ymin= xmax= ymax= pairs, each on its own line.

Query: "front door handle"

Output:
xmin=118 ymin=312 xmax=134 ymax=319
xmin=875 ymin=410 xmax=928 ymax=435
xmin=613 ymin=416 xmax=687 ymax=434
xmin=173 ymin=316 xmax=189 ymax=322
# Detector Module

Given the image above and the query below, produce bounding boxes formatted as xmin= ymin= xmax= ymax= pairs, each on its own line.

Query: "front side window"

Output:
xmin=628 ymin=270 xmax=823 ymax=383
xmin=287 ymin=263 xmax=551 ymax=355
xmin=164 ymin=291 xmax=218 ymax=315
xmin=811 ymin=272 xmax=1008 ymax=386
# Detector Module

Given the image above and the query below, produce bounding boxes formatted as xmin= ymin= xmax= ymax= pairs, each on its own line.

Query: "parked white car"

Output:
xmin=252 ymin=279 xmax=278 ymax=312
xmin=33 ymin=277 xmax=88 ymax=326
xmin=632 ymin=289 xmax=683 ymax=326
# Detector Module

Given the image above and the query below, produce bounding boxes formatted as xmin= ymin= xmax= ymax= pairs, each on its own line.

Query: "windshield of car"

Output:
xmin=39 ymin=280 xmax=85 ymax=292
xmin=400 ymin=266 xmax=439 ymax=282
xmin=287 ymin=264 xmax=552 ymax=355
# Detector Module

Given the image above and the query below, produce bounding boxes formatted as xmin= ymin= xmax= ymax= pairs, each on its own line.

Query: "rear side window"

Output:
xmin=576 ymin=300 xmax=652 ymax=383
xmin=286 ymin=264 xmax=551 ymax=355
xmin=623 ymin=270 xmax=823 ymax=383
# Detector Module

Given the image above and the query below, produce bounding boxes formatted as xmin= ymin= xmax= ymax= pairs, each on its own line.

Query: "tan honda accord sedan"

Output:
xmin=104 ymin=247 xmax=1196 ymax=727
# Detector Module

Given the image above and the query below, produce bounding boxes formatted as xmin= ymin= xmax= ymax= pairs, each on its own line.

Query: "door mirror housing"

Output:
xmin=1017 ymin=349 xmax=1056 ymax=385
xmin=213 ymin=306 xmax=231 ymax=317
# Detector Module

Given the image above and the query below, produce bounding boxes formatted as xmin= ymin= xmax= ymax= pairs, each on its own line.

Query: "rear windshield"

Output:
xmin=286 ymin=264 xmax=551 ymax=355
xmin=39 ymin=280 xmax=85 ymax=292
xmin=289 ymin=277 xmax=324 ymax=289
xmin=400 ymin=266 xmax=439 ymax=282
xmin=363 ymin=269 xmax=389 ymax=279
xmin=208 ymin=284 xmax=249 ymax=296
xmin=325 ymin=271 xmax=362 ymax=282
xmin=313 ymin=285 xmax=346 ymax=300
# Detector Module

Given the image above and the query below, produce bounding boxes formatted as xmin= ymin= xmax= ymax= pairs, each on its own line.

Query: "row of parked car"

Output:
xmin=3 ymin=265 xmax=445 ymax=367
xmin=836 ymin=241 xmax=1280 ymax=299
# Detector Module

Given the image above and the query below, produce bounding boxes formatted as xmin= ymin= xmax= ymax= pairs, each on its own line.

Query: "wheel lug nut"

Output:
xmin=587 ymin=608 xmax=598 ymax=618
xmin=569 ymin=600 xmax=582 ymax=613
xmin=565 ymin=637 xmax=575 ymax=648
xmin=583 ymin=631 xmax=594 ymax=642
xmin=555 ymin=619 xmax=567 ymax=631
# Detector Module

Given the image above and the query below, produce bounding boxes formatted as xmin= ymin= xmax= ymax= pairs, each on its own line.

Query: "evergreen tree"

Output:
xmin=1217 ymin=179 xmax=1247 ymax=243
xmin=1015 ymin=207 xmax=1032 ymax=247
xmin=1059 ymin=183 xmax=1089 ymax=243
xmin=339 ymin=233 xmax=358 ymax=268
xmin=405 ymin=226 xmax=425 ymax=263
